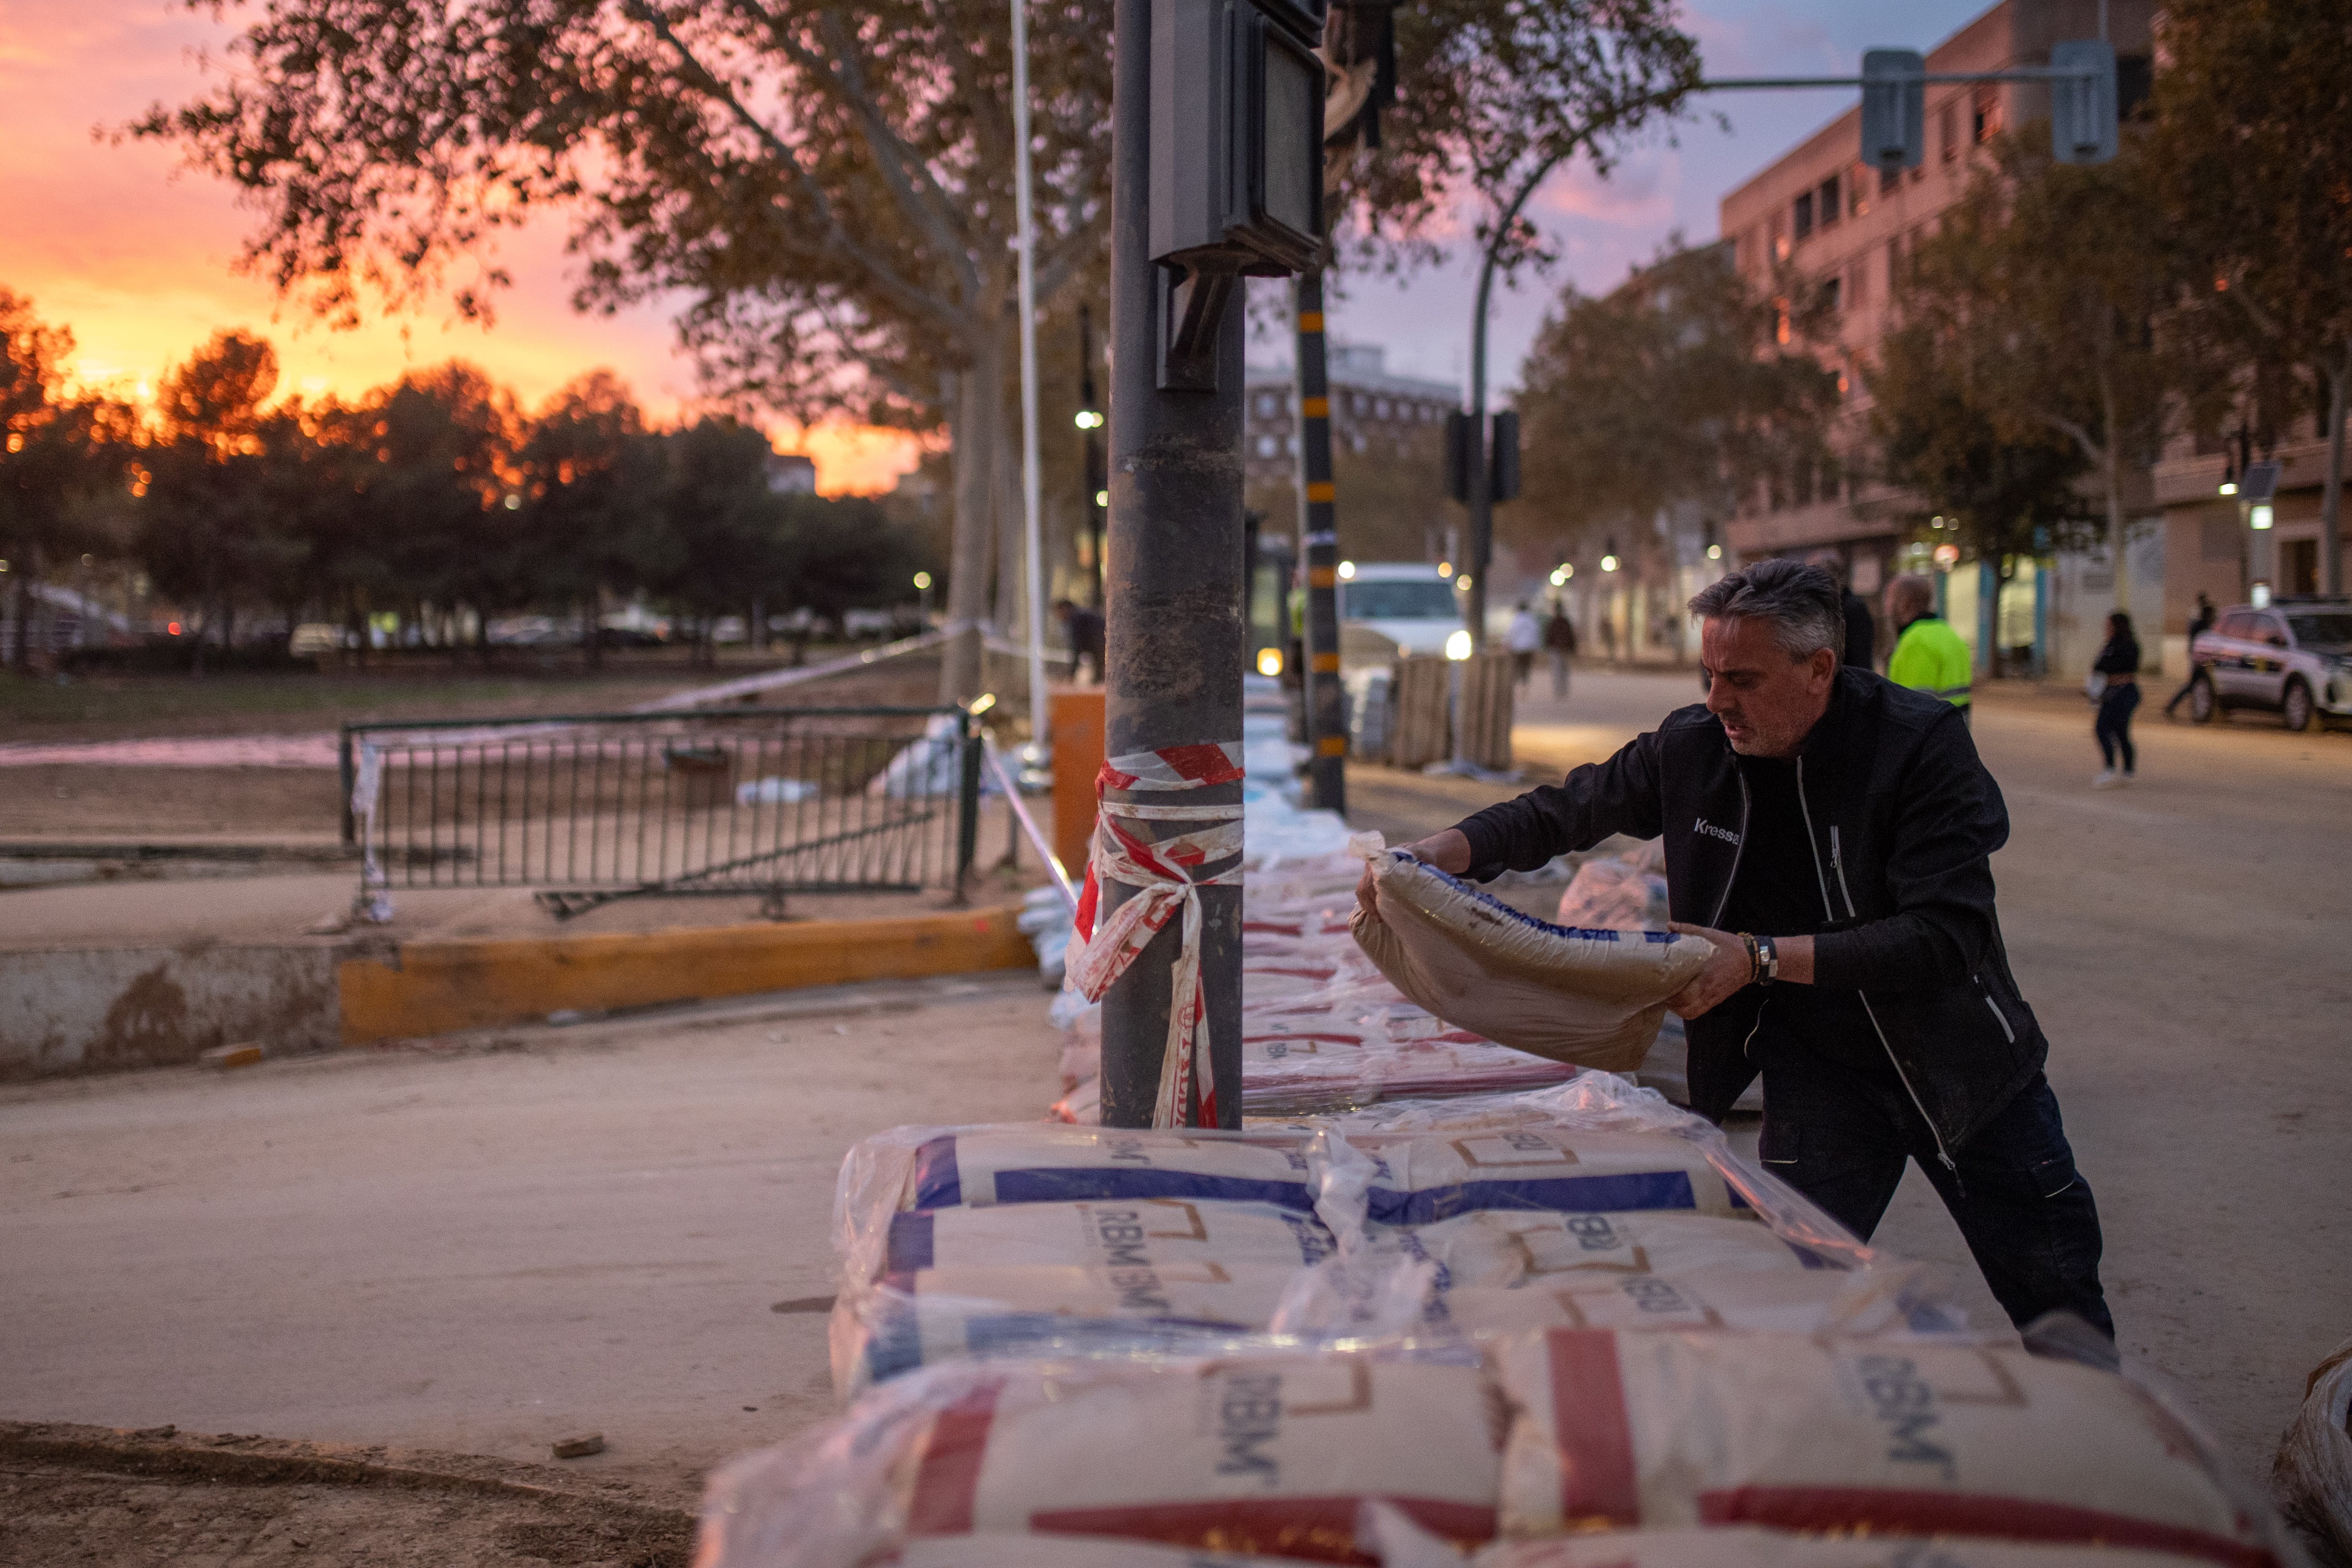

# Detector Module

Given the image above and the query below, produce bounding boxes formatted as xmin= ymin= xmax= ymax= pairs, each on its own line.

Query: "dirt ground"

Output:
xmin=0 ymin=1422 xmax=691 ymax=1568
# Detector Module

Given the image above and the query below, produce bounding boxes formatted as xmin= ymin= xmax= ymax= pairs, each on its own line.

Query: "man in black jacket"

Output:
xmin=1361 ymin=559 xmax=2111 ymax=1344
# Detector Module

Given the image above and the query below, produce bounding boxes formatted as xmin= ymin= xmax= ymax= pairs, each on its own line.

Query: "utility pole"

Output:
xmin=1096 ymin=0 xmax=1323 ymax=1128
xmin=1291 ymin=272 xmax=1346 ymax=813
xmin=1077 ymin=304 xmax=1107 ymax=606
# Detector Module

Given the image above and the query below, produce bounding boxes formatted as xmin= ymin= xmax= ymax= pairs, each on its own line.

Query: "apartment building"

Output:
xmin=1718 ymin=0 xmax=2160 ymax=674
xmin=1241 ymin=343 xmax=1457 ymax=487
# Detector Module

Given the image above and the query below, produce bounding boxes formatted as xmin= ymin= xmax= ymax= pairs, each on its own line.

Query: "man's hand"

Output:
xmin=1355 ymin=828 xmax=1474 ymax=921
xmin=1664 ymin=922 xmax=1756 ymax=1019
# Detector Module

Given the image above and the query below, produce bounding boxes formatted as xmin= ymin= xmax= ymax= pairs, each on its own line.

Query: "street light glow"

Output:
xmin=1093 ymin=489 xmax=1109 ymax=508
xmin=1074 ymin=409 xmax=1104 ymax=430
xmin=1437 ymin=561 xmax=1453 ymax=577
xmin=912 ymin=571 xmax=932 ymax=590
xmin=1256 ymin=647 xmax=1284 ymax=677
xmin=2250 ymin=504 xmax=2274 ymax=530
xmin=1547 ymin=568 xmax=1566 ymax=586
xmin=1706 ymin=544 xmax=1723 ymax=560
xmin=1444 ymin=629 xmax=1473 ymax=661
xmin=1600 ymin=554 xmax=1619 ymax=572
xmin=2218 ymin=480 xmax=2238 ymax=497
xmin=1336 ymin=560 xmax=1356 ymax=579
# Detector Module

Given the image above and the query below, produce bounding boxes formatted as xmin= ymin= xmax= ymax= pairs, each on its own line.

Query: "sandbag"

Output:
xmin=898 ymin=1537 xmax=1323 ymax=1566
xmin=837 ymin=1262 xmax=1301 ymax=1393
xmin=1341 ymin=1127 xmax=1739 ymax=1226
xmin=1402 ymin=1209 xmax=1841 ymax=1289
xmin=1435 ymin=1266 xmax=1945 ymax=1338
xmin=1361 ymin=1506 xmax=2233 ymax=1568
xmin=899 ymin=1128 xmax=1319 ymax=1212
xmin=876 ymin=1200 xmax=1335 ymax=1276
xmin=1491 ymin=1328 xmax=2280 ymax=1564
xmin=1349 ymin=841 xmax=1709 ymax=1072
xmin=696 ymin=1354 xmax=1503 ymax=1568
xmin=2273 ymin=1335 xmax=2352 ymax=1566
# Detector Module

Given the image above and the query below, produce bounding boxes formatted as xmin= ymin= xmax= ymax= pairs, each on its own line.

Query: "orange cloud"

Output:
xmin=0 ymin=1 xmax=918 ymax=498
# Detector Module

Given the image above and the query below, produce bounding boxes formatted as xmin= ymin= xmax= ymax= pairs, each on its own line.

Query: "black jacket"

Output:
xmin=1454 ymin=667 xmax=2046 ymax=1158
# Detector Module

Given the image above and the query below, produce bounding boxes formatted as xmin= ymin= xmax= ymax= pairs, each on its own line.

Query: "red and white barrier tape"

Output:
xmin=1068 ymin=743 xmax=1245 ymax=1127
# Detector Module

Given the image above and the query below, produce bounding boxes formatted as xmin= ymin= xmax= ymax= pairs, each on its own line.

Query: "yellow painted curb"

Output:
xmin=339 ymin=905 xmax=1034 ymax=1044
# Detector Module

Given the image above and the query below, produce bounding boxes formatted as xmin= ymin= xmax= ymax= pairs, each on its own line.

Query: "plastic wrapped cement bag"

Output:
xmin=1348 ymin=835 xmax=1709 ymax=1072
xmin=834 ymin=1261 xmax=1307 ymax=1394
xmin=898 ymin=1539 xmax=1324 ymax=1566
xmin=1361 ymin=1505 xmax=2241 ymax=1568
xmin=695 ymin=1352 xmax=1503 ymax=1568
xmin=1331 ymin=1126 xmax=1741 ymax=1228
xmin=1491 ymin=1327 xmax=2286 ymax=1561
xmin=2275 ymin=1335 xmax=2352 ymax=1566
xmin=1314 ymin=1075 xmax=1869 ymax=1268
xmin=866 ymin=1200 xmax=1335 ymax=1278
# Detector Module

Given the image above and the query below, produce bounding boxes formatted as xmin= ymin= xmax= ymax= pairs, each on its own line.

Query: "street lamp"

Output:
xmin=913 ymin=570 xmax=934 ymax=625
xmin=1600 ymin=554 xmax=1620 ymax=573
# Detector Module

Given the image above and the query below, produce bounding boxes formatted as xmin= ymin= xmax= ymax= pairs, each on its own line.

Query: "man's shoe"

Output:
xmin=2092 ymin=769 xmax=2121 ymax=789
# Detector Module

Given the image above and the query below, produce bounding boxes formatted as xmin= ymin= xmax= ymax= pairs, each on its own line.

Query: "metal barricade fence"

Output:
xmin=339 ymin=706 xmax=982 ymax=919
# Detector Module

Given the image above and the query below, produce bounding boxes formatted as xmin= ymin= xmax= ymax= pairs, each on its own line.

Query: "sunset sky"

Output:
xmin=1 ymin=0 xmax=1986 ymax=488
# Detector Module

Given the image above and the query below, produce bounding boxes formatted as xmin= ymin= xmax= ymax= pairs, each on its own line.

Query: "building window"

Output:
xmin=1374 ymin=399 xmax=1392 ymax=419
xmin=1887 ymin=237 xmax=1902 ymax=294
xmin=1772 ymin=215 xmax=1790 ymax=261
xmin=1850 ymin=166 xmax=1870 ymax=217
xmin=1972 ymin=85 xmax=2002 ymax=145
xmin=1255 ymin=435 xmax=1278 ymax=458
xmin=1254 ymin=393 xmax=1278 ymax=417
xmin=1939 ymin=101 xmax=1958 ymax=163
xmin=1879 ymin=164 xmax=1901 ymax=198
xmin=1794 ymin=191 xmax=1814 ymax=241
xmin=1819 ymin=174 xmax=1840 ymax=229
xmin=1820 ymin=275 xmax=1842 ymax=314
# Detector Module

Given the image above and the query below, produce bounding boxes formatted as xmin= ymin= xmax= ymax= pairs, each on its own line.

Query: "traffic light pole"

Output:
xmin=1292 ymin=271 xmax=1346 ymax=814
xmin=1099 ymin=0 xmax=1247 ymax=1129
xmin=1463 ymin=158 xmax=1558 ymax=648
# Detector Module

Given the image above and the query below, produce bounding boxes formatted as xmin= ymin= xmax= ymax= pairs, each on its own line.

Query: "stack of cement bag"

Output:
xmin=704 ymin=1074 xmax=2294 ymax=1568
xmin=1051 ymin=849 xmax=1582 ymax=1122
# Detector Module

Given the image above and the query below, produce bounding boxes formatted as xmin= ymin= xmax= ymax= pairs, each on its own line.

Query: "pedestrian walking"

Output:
xmin=1506 ymin=601 xmax=1541 ymax=688
xmin=1053 ymin=598 xmax=1105 ymax=684
xmin=1883 ymin=573 xmax=1972 ymax=725
xmin=2162 ymin=593 xmax=2216 ymax=720
xmin=2091 ymin=610 xmax=2141 ymax=788
xmin=1360 ymin=559 xmax=2112 ymax=1351
xmin=1808 ymin=549 xmax=1877 ymax=669
xmin=1544 ymin=602 xmax=1578 ymax=700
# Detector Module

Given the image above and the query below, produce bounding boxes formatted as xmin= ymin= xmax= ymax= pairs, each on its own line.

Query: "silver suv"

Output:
xmin=2186 ymin=600 xmax=2352 ymax=733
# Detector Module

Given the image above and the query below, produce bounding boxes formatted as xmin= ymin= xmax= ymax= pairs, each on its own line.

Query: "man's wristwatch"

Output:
xmin=1754 ymin=934 xmax=1779 ymax=987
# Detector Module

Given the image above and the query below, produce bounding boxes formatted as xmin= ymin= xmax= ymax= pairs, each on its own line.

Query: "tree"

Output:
xmin=656 ymin=417 xmax=789 ymax=665
xmin=777 ymin=491 xmax=931 ymax=630
xmin=138 ymin=0 xmax=1703 ymax=700
xmin=2 ymin=291 xmax=130 ymax=672
xmin=1510 ymin=241 xmax=1837 ymax=569
xmin=142 ymin=331 xmax=307 ymax=670
xmin=350 ymin=364 xmax=521 ymax=657
xmin=1893 ymin=137 xmax=2210 ymax=610
xmin=2148 ymin=0 xmax=2352 ymax=596
xmin=514 ymin=371 xmax=667 ymax=664
xmin=1870 ymin=314 xmax=2099 ymax=572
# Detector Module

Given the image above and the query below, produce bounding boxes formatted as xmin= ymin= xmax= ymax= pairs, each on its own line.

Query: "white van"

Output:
xmin=1337 ymin=561 xmax=1467 ymax=665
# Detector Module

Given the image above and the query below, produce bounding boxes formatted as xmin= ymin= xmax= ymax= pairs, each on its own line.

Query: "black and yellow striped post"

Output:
xmin=1292 ymin=270 xmax=1347 ymax=814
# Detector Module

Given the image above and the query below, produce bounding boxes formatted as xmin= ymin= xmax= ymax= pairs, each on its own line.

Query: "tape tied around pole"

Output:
xmin=1067 ymin=742 xmax=1245 ymax=1128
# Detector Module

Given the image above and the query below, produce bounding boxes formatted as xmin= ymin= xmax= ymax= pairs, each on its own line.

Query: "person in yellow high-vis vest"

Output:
xmin=1884 ymin=575 xmax=1973 ymax=724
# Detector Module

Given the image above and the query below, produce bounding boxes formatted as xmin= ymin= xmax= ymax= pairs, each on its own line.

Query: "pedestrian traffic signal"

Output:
xmin=1149 ymin=0 xmax=1327 ymax=276
xmin=1489 ymin=410 xmax=1520 ymax=503
xmin=1861 ymin=49 xmax=1925 ymax=171
xmin=1444 ymin=410 xmax=1473 ymax=505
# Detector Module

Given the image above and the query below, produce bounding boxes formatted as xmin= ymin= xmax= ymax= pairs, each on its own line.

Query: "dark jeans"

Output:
xmin=2095 ymin=681 xmax=2140 ymax=771
xmin=1758 ymin=1055 xmax=2113 ymax=1341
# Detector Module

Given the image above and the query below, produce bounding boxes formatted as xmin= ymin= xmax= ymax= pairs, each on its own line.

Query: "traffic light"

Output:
xmin=1489 ymin=410 xmax=1520 ymax=503
xmin=2050 ymin=39 xmax=2118 ymax=164
xmin=1861 ymin=49 xmax=1925 ymax=171
xmin=1149 ymin=0 xmax=1327 ymax=276
xmin=1444 ymin=411 xmax=1473 ymax=504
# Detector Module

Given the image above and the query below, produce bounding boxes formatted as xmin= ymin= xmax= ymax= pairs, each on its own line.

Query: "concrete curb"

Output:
xmin=339 ymin=904 xmax=1036 ymax=1043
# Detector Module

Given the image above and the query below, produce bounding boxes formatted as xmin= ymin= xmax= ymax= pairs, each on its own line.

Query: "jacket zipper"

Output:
xmin=1806 ymin=779 xmax=1959 ymax=1179
xmin=1709 ymin=770 xmax=1752 ymax=928
xmin=1982 ymin=990 xmax=2016 ymax=1043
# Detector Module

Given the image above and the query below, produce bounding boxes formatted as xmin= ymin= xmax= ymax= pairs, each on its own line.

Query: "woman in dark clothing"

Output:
xmin=2091 ymin=610 xmax=2141 ymax=787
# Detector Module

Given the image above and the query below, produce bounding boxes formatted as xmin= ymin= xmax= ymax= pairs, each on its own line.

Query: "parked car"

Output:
xmin=1335 ymin=561 xmax=1468 ymax=667
xmin=2186 ymin=598 xmax=2352 ymax=732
